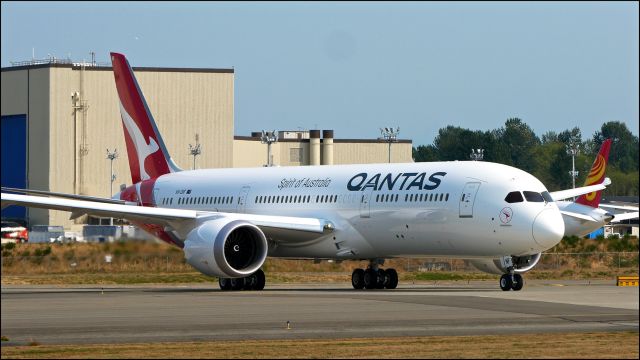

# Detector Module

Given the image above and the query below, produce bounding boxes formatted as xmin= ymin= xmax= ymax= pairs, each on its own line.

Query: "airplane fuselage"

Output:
xmin=119 ymin=160 xmax=564 ymax=260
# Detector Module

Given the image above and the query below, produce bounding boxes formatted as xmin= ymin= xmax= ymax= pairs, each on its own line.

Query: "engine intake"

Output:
xmin=184 ymin=219 xmax=268 ymax=278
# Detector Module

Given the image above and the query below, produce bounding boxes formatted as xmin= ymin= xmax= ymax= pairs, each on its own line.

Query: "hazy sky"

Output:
xmin=2 ymin=1 xmax=638 ymax=146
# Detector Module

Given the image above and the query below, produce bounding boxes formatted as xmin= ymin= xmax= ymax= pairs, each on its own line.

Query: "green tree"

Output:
xmin=495 ymin=118 xmax=540 ymax=172
xmin=593 ymin=121 xmax=639 ymax=172
xmin=412 ymin=145 xmax=438 ymax=162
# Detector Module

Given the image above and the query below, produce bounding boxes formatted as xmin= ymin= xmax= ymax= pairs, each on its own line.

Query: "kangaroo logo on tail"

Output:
xmin=110 ymin=52 xmax=181 ymax=184
xmin=575 ymin=138 xmax=612 ymax=208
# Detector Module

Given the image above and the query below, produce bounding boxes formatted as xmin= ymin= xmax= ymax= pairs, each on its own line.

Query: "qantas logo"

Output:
xmin=119 ymin=102 xmax=160 ymax=180
xmin=347 ymin=172 xmax=447 ymax=191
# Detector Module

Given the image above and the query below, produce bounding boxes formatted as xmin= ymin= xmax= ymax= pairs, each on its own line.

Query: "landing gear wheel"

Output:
xmin=352 ymin=268 xmax=365 ymax=289
xmin=254 ymin=269 xmax=266 ymax=290
xmin=363 ymin=269 xmax=377 ymax=289
xmin=499 ymin=274 xmax=512 ymax=291
xmin=219 ymin=278 xmax=232 ymax=291
xmin=230 ymin=277 xmax=245 ymax=291
xmin=376 ymin=269 xmax=386 ymax=289
xmin=243 ymin=274 xmax=256 ymax=290
xmin=385 ymin=268 xmax=398 ymax=289
xmin=511 ymin=273 xmax=523 ymax=291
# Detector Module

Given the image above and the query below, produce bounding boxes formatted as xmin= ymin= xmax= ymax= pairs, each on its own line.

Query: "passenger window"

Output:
xmin=541 ymin=191 xmax=554 ymax=203
xmin=505 ymin=191 xmax=524 ymax=203
xmin=523 ymin=191 xmax=544 ymax=202
xmin=445 ymin=193 xmax=449 ymax=201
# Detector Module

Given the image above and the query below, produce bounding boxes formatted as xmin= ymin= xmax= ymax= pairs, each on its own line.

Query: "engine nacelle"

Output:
xmin=470 ymin=253 xmax=542 ymax=275
xmin=183 ymin=218 xmax=268 ymax=278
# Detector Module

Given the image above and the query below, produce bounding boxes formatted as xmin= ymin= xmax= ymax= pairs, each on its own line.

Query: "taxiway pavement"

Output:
xmin=1 ymin=280 xmax=638 ymax=345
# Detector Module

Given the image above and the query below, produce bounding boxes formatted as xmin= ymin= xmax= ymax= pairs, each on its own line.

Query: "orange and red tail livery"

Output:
xmin=110 ymin=52 xmax=181 ymax=184
xmin=575 ymin=139 xmax=612 ymax=208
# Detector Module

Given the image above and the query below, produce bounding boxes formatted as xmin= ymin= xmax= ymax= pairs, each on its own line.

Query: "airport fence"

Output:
xmin=1 ymin=251 xmax=638 ymax=276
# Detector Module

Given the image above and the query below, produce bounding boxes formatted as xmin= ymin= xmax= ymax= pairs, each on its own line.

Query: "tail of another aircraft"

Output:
xmin=110 ymin=52 xmax=181 ymax=184
xmin=575 ymin=138 xmax=612 ymax=208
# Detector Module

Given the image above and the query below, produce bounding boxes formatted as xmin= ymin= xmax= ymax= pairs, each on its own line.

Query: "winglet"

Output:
xmin=575 ymin=139 xmax=611 ymax=208
xmin=110 ymin=52 xmax=181 ymax=184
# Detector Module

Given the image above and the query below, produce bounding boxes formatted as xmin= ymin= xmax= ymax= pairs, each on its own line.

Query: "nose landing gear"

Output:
xmin=500 ymin=273 xmax=524 ymax=291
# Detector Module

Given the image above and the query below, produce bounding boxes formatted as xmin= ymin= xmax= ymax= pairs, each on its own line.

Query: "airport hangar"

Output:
xmin=1 ymin=59 xmax=413 ymax=230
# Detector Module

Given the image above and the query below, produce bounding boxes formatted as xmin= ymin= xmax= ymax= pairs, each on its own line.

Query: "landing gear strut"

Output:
xmin=352 ymin=260 xmax=398 ymax=290
xmin=499 ymin=273 xmax=524 ymax=291
xmin=219 ymin=269 xmax=266 ymax=291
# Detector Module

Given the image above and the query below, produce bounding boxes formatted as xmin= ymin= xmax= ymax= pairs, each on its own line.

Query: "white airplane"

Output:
xmin=1 ymin=53 xmax=605 ymax=292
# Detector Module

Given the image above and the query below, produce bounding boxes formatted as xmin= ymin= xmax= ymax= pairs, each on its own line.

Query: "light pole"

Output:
xmin=106 ymin=148 xmax=118 ymax=226
xmin=261 ymin=130 xmax=278 ymax=167
xmin=470 ymin=148 xmax=484 ymax=161
xmin=188 ymin=133 xmax=201 ymax=170
xmin=566 ymin=143 xmax=580 ymax=191
xmin=380 ymin=127 xmax=400 ymax=163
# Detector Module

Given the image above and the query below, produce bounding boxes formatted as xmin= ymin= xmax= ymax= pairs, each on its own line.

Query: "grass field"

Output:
xmin=1 ymin=332 xmax=637 ymax=359
xmin=1 ymin=240 xmax=638 ymax=286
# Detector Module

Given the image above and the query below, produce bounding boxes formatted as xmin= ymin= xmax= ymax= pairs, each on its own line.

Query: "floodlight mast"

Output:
xmin=566 ymin=143 xmax=580 ymax=192
xmin=188 ymin=134 xmax=201 ymax=170
xmin=380 ymin=127 xmax=399 ymax=163
xmin=106 ymin=148 xmax=119 ymax=225
xmin=261 ymin=130 xmax=278 ymax=167
xmin=470 ymin=148 xmax=484 ymax=161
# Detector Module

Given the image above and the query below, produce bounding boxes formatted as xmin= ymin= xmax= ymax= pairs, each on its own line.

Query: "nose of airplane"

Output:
xmin=532 ymin=208 xmax=565 ymax=249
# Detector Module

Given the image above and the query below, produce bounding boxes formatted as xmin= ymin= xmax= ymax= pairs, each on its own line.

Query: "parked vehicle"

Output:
xmin=1 ymin=221 xmax=29 ymax=243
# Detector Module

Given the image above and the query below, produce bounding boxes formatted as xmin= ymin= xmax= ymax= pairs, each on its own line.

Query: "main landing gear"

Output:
xmin=218 ymin=269 xmax=266 ymax=291
xmin=499 ymin=273 xmax=524 ymax=291
xmin=351 ymin=260 xmax=398 ymax=290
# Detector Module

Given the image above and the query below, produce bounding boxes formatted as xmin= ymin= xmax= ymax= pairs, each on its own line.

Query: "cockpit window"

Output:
xmin=541 ymin=191 xmax=554 ymax=203
xmin=505 ymin=191 xmax=524 ymax=203
xmin=523 ymin=191 xmax=544 ymax=202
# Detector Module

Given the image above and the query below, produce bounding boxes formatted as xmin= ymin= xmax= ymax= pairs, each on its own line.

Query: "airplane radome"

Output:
xmin=4 ymin=52 xmax=595 ymax=293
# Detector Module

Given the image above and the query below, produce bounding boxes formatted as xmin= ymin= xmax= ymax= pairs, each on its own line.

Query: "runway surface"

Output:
xmin=1 ymin=280 xmax=638 ymax=345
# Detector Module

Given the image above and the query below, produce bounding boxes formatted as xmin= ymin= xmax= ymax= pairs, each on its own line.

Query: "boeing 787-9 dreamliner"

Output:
xmin=2 ymin=53 xmax=606 ymax=291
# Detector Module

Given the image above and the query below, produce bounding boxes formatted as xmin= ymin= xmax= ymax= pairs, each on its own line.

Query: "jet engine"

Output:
xmin=183 ymin=218 xmax=268 ymax=278
xmin=469 ymin=253 xmax=542 ymax=275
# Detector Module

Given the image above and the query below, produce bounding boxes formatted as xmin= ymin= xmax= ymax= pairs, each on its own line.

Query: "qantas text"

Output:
xmin=347 ymin=172 xmax=447 ymax=192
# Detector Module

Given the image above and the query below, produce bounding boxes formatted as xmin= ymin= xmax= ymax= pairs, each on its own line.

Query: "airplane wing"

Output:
xmin=600 ymin=204 xmax=639 ymax=211
xmin=610 ymin=212 xmax=639 ymax=222
xmin=559 ymin=210 xmax=597 ymax=222
xmin=1 ymin=193 xmax=334 ymax=243
xmin=1 ymin=186 xmax=130 ymax=205
xmin=550 ymin=183 xmax=607 ymax=202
